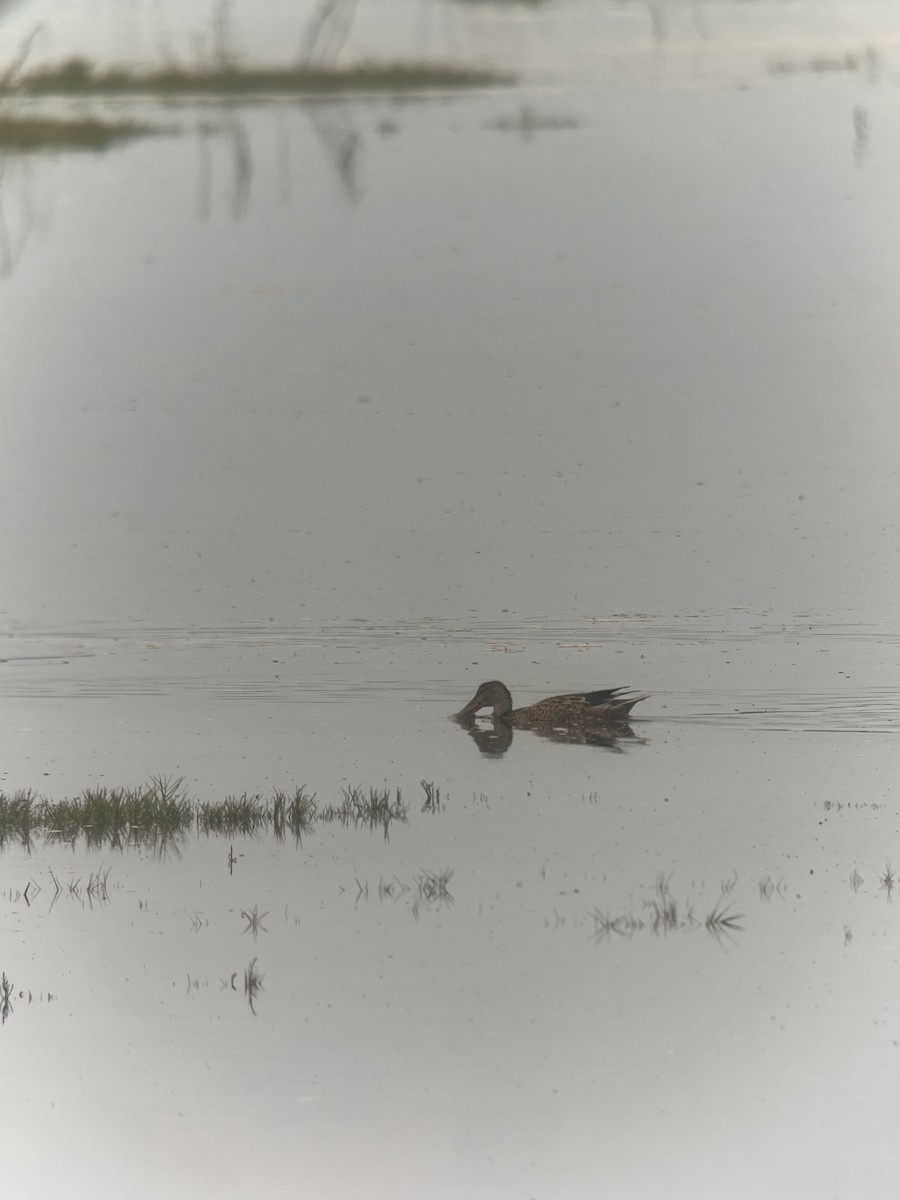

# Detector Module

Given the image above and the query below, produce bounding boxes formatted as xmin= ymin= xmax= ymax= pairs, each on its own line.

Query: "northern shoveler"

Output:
xmin=455 ymin=680 xmax=647 ymax=727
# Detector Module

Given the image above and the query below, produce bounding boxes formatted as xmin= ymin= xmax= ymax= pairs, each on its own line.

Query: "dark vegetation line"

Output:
xmin=0 ymin=58 xmax=512 ymax=152
xmin=0 ymin=0 xmax=513 ymax=153
xmin=0 ymin=775 xmax=434 ymax=847
xmin=0 ymin=114 xmax=161 ymax=150
xmin=2 ymin=57 xmax=513 ymax=96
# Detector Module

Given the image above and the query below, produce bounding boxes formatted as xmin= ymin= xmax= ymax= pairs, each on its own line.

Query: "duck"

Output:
xmin=455 ymin=680 xmax=648 ymax=728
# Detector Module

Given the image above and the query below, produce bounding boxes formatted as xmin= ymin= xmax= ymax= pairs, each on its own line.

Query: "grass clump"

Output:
xmin=412 ymin=868 xmax=454 ymax=918
xmin=40 ymin=775 xmax=193 ymax=849
xmin=241 ymin=905 xmax=268 ymax=939
xmin=197 ymin=786 xmax=317 ymax=839
xmin=420 ymin=780 xmax=442 ymax=812
xmin=272 ymin=786 xmax=317 ymax=842
xmin=0 ymin=972 xmax=13 ymax=1024
xmin=355 ymin=867 xmax=455 ymax=917
xmin=0 ymin=789 xmax=39 ymax=847
xmin=590 ymin=872 xmax=747 ymax=947
xmin=704 ymin=900 xmax=744 ymax=943
xmin=48 ymin=865 xmax=112 ymax=905
xmin=318 ymin=785 xmax=408 ymax=836
xmin=196 ymin=793 xmax=270 ymax=836
xmin=244 ymin=957 xmax=264 ymax=1015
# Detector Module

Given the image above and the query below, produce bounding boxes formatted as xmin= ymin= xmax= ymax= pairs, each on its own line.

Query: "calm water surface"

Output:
xmin=1 ymin=2 xmax=900 ymax=1197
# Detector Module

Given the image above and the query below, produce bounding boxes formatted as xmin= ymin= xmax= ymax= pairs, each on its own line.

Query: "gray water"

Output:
xmin=1 ymin=2 xmax=900 ymax=1197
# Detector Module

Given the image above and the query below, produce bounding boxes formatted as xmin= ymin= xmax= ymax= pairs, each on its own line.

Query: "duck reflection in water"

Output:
xmin=453 ymin=680 xmax=648 ymax=757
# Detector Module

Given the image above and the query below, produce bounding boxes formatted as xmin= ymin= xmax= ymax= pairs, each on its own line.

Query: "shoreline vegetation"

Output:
xmin=0 ymin=776 xmax=425 ymax=848
xmin=1 ymin=57 xmax=514 ymax=98
xmin=0 ymin=114 xmax=161 ymax=150
xmin=0 ymin=54 xmax=513 ymax=151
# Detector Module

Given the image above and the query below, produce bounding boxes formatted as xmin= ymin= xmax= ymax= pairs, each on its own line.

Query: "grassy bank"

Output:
xmin=4 ymin=57 xmax=514 ymax=98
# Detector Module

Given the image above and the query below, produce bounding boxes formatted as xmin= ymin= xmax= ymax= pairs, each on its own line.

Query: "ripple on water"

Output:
xmin=1 ymin=617 xmax=898 ymax=733
xmin=666 ymin=687 xmax=900 ymax=734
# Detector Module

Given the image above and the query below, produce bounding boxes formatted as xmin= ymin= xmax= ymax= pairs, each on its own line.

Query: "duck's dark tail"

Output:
xmin=584 ymin=687 xmax=649 ymax=717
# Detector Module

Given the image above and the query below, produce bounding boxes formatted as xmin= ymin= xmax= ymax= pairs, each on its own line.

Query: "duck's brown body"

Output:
xmin=456 ymin=680 xmax=647 ymax=727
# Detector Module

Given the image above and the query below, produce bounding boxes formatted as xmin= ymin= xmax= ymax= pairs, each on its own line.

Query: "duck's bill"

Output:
xmin=455 ymin=694 xmax=485 ymax=719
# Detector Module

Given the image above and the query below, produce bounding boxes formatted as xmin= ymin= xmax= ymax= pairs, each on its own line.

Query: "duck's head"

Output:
xmin=455 ymin=680 xmax=514 ymax=720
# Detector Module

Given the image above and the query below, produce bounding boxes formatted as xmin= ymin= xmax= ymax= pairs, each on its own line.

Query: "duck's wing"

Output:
xmin=567 ymin=688 xmax=648 ymax=718
xmin=580 ymin=687 xmax=633 ymax=707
